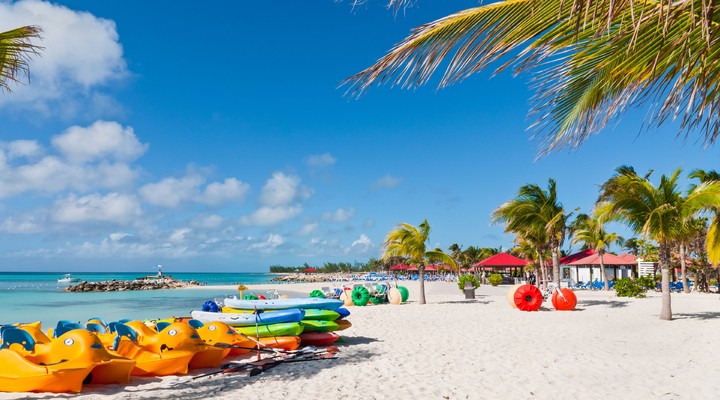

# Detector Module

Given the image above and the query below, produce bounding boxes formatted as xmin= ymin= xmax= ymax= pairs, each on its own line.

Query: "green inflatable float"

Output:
xmin=242 ymin=294 xmax=258 ymax=300
xmin=351 ymin=286 xmax=370 ymax=306
xmin=309 ymin=289 xmax=326 ymax=298
xmin=397 ymin=286 xmax=409 ymax=302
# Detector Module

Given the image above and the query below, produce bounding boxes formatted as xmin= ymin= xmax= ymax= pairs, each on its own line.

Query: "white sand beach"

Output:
xmin=3 ymin=282 xmax=720 ymax=400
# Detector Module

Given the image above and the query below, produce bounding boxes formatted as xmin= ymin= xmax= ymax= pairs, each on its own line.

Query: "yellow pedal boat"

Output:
xmin=0 ymin=324 xmax=134 ymax=392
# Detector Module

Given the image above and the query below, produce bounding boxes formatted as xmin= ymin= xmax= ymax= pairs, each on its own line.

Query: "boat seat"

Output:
xmin=188 ymin=319 xmax=204 ymax=329
xmin=87 ymin=316 xmax=109 ymax=326
xmin=1 ymin=328 xmax=35 ymax=351
xmin=155 ymin=321 xmax=171 ymax=332
xmin=111 ymin=323 xmax=138 ymax=351
xmin=54 ymin=320 xmax=85 ymax=338
xmin=86 ymin=322 xmax=107 ymax=334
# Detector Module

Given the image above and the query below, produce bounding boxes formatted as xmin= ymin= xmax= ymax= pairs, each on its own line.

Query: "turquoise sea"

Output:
xmin=0 ymin=272 xmax=299 ymax=328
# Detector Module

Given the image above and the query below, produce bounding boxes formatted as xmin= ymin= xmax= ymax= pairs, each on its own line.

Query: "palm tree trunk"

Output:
xmin=551 ymin=244 xmax=561 ymax=290
xmin=537 ymin=250 xmax=547 ymax=290
xmin=680 ymin=243 xmax=690 ymax=293
xmin=659 ymin=244 xmax=673 ymax=321
xmin=599 ymin=253 xmax=609 ymax=291
xmin=418 ymin=265 xmax=426 ymax=305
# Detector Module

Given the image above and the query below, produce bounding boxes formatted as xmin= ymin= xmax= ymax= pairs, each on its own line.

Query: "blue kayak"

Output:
xmin=336 ymin=307 xmax=351 ymax=320
xmin=190 ymin=308 xmax=305 ymax=326
xmin=223 ymin=297 xmax=344 ymax=311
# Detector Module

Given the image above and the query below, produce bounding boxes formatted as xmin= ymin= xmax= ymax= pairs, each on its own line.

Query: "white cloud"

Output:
xmin=0 ymin=0 xmax=126 ymax=112
xmin=52 ymin=192 xmax=141 ymax=223
xmin=260 ymin=172 xmax=311 ymax=207
xmin=371 ymin=174 xmax=401 ymax=189
xmin=348 ymin=234 xmax=374 ymax=255
xmin=168 ymin=228 xmax=192 ymax=244
xmin=306 ymin=153 xmax=336 ymax=167
xmin=0 ymin=214 xmax=45 ymax=233
xmin=241 ymin=206 xmax=302 ymax=226
xmin=250 ymin=233 xmax=285 ymax=254
xmin=141 ymin=172 xmax=249 ymax=208
xmin=52 ymin=121 xmax=147 ymax=163
xmin=323 ymin=208 xmax=355 ymax=222
xmin=299 ymin=223 xmax=318 ymax=236
xmin=198 ymin=178 xmax=250 ymax=206
xmin=0 ymin=122 xmax=144 ymax=198
xmin=190 ymin=214 xmax=225 ymax=229
xmin=139 ymin=174 xmax=203 ymax=208
xmin=5 ymin=140 xmax=42 ymax=160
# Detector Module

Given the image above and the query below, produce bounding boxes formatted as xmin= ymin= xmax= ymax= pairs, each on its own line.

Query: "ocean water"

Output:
xmin=0 ymin=272 xmax=301 ymax=328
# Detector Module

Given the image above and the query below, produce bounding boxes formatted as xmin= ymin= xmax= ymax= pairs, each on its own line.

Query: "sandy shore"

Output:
xmin=3 ymin=282 xmax=720 ymax=399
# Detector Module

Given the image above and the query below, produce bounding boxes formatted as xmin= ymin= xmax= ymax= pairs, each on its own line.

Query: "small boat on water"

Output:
xmin=57 ymin=274 xmax=80 ymax=284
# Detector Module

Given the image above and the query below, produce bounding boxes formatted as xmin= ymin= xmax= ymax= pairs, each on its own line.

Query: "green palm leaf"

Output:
xmin=346 ymin=0 xmax=720 ymax=153
xmin=0 ymin=26 xmax=43 ymax=93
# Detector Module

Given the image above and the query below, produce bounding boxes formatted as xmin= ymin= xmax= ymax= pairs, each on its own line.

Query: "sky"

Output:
xmin=0 ymin=0 xmax=718 ymax=272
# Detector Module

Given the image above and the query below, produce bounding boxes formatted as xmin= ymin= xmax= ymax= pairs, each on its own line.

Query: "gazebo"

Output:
xmin=472 ymin=253 xmax=529 ymax=276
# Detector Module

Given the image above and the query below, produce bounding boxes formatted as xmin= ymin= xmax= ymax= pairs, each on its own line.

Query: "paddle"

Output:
xmin=171 ymin=349 xmax=337 ymax=385
xmin=212 ymin=342 xmax=322 ymax=357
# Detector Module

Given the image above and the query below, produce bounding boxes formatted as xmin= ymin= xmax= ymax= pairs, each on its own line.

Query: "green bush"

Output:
xmin=614 ymin=278 xmax=646 ymax=298
xmin=710 ymin=278 xmax=718 ymax=286
xmin=488 ymin=273 xmax=502 ymax=286
xmin=635 ymin=275 xmax=656 ymax=290
xmin=457 ymin=274 xmax=480 ymax=291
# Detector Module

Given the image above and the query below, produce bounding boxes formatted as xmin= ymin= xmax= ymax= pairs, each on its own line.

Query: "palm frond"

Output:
xmin=0 ymin=26 xmax=43 ymax=93
xmin=346 ymin=0 xmax=720 ymax=153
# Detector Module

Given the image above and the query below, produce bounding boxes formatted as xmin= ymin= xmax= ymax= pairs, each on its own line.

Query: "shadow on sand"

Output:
xmin=577 ymin=299 xmax=629 ymax=309
xmin=673 ymin=311 xmax=720 ymax=321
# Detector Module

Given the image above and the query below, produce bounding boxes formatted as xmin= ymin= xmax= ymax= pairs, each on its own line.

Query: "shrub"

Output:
xmin=457 ymin=274 xmax=480 ymax=291
xmin=710 ymin=278 xmax=718 ymax=286
xmin=614 ymin=278 xmax=646 ymax=298
xmin=636 ymin=275 xmax=656 ymax=290
xmin=488 ymin=273 xmax=502 ymax=286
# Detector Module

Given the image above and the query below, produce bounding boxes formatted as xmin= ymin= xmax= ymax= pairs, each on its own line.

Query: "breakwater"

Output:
xmin=65 ymin=276 xmax=201 ymax=292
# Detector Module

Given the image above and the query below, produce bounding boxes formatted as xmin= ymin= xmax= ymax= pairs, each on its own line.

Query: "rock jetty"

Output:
xmin=65 ymin=276 xmax=201 ymax=292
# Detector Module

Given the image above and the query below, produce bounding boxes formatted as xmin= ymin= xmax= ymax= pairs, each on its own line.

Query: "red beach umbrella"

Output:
xmin=304 ymin=267 xmax=318 ymax=273
xmin=389 ymin=264 xmax=410 ymax=271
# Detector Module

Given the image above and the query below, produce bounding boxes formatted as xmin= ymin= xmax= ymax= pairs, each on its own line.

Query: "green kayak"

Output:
xmin=234 ymin=322 xmax=304 ymax=337
xmin=301 ymin=320 xmax=339 ymax=332
xmin=302 ymin=309 xmax=341 ymax=321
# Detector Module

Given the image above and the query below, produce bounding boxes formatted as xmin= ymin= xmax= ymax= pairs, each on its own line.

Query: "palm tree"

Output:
xmin=492 ymin=179 xmax=569 ymax=290
xmin=571 ymin=214 xmax=622 ymax=291
xmin=448 ymin=243 xmax=463 ymax=274
xmin=382 ymin=219 xmax=456 ymax=304
xmin=689 ymin=169 xmax=720 ymax=265
xmin=346 ymin=1 xmax=720 ymax=153
xmin=622 ymin=238 xmax=641 ymax=257
xmin=1 ymin=26 xmax=42 ymax=92
xmin=596 ymin=166 xmax=720 ymax=320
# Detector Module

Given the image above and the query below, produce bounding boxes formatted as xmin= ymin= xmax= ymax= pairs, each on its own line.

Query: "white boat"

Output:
xmin=57 ymin=274 xmax=80 ymax=284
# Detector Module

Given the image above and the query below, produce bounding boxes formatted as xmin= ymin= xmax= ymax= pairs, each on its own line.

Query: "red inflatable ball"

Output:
xmin=513 ymin=284 xmax=543 ymax=311
xmin=551 ymin=288 xmax=577 ymax=311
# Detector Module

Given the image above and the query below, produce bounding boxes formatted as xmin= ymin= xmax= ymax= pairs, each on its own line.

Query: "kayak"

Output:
xmin=336 ymin=307 xmax=351 ymax=320
xmin=334 ymin=319 xmax=352 ymax=331
xmin=224 ymin=297 xmax=343 ymax=311
xmin=302 ymin=309 xmax=340 ymax=321
xmin=299 ymin=332 xmax=340 ymax=347
xmin=190 ymin=309 xmax=305 ymax=326
xmin=300 ymin=320 xmax=339 ymax=333
xmin=234 ymin=322 xmax=304 ymax=338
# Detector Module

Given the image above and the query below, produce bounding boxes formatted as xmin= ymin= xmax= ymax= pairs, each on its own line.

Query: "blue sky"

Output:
xmin=0 ymin=0 xmax=718 ymax=272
